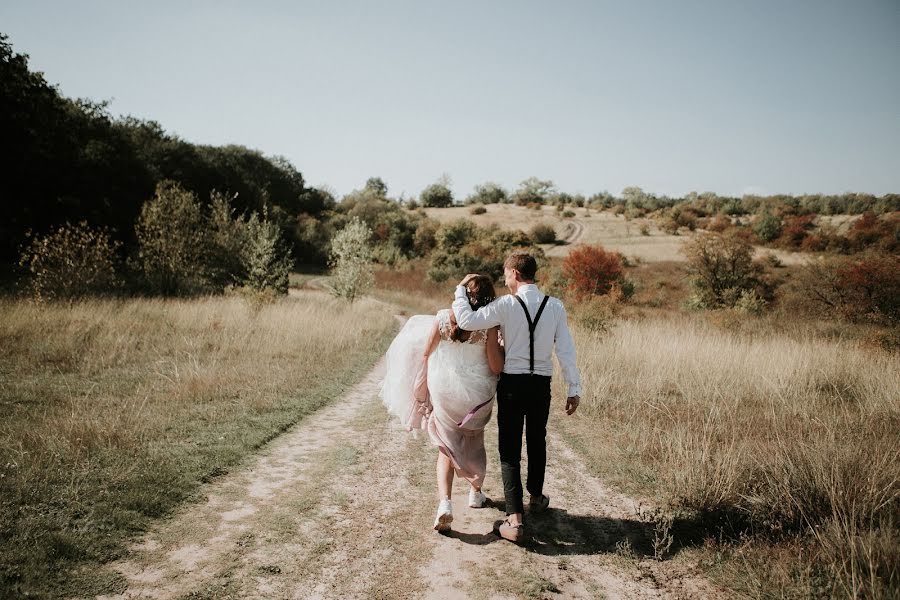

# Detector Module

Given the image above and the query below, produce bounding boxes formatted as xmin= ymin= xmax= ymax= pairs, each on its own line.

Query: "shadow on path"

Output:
xmin=445 ymin=506 xmax=705 ymax=560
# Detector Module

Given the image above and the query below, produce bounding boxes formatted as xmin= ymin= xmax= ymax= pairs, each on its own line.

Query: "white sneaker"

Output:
xmin=468 ymin=488 xmax=486 ymax=508
xmin=433 ymin=499 xmax=453 ymax=531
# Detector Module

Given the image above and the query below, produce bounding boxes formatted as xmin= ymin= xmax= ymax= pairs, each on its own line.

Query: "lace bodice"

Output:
xmin=436 ymin=309 xmax=488 ymax=345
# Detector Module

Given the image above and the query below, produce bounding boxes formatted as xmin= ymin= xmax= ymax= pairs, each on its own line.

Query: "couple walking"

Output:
xmin=381 ymin=252 xmax=582 ymax=543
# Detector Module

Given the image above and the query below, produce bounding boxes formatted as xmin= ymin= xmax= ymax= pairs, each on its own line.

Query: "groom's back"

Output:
xmin=499 ymin=286 xmax=563 ymax=378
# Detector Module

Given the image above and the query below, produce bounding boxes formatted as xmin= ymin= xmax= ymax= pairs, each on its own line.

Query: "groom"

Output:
xmin=453 ymin=252 xmax=582 ymax=543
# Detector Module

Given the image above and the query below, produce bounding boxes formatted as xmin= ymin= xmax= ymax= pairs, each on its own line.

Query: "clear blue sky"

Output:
xmin=2 ymin=0 xmax=899 ymax=199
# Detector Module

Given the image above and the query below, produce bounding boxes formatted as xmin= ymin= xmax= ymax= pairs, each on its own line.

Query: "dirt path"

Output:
xmin=560 ymin=220 xmax=585 ymax=246
xmin=93 ymin=335 xmax=722 ymax=600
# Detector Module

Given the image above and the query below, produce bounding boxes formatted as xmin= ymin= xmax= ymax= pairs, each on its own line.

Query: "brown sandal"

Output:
xmin=494 ymin=518 xmax=524 ymax=543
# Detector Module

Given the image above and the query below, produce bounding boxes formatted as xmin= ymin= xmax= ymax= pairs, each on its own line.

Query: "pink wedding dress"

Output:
xmin=381 ymin=310 xmax=498 ymax=487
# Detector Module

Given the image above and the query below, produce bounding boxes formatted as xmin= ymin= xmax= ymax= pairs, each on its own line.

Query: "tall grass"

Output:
xmin=0 ymin=292 xmax=397 ymax=598
xmin=558 ymin=317 xmax=899 ymax=597
xmin=372 ymin=261 xmax=450 ymax=315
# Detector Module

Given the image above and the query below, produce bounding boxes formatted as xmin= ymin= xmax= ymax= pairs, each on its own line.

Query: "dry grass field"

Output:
xmin=372 ymin=250 xmax=899 ymax=597
xmin=423 ymin=204 xmax=807 ymax=265
xmin=553 ymin=317 xmax=899 ymax=597
xmin=2 ymin=226 xmax=896 ymax=598
xmin=0 ymin=292 xmax=398 ymax=598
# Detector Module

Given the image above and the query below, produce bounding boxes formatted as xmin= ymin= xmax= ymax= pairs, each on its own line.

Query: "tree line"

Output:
xmin=1 ymin=33 xmax=329 ymax=270
xmin=2 ymin=31 xmax=897 ymax=303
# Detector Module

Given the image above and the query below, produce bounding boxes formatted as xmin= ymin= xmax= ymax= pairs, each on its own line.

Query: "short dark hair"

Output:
xmin=504 ymin=252 xmax=537 ymax=281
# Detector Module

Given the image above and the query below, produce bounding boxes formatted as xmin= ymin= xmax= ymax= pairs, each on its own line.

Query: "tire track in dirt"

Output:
xmin=560 ymin=220 xmax=585 ymax=246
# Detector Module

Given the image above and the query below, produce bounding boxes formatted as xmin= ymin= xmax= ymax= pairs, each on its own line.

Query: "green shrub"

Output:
xmin=614 ymin=278 xmax=636 ymax=302
xmin=18 ymin=221 xmax=122 ymax=301
xmin=753 ymin=212 xmax=783 ymax=242
xmin=570 ymin=295 xmax=618 ymax=333
xmin=733 ymin=289 xmax=766 ymax=314
xmin=466 ymin=182 xmax=507 ymax=204
xmin=412 ymin=219 xmax=439 ymax=256
xmin=469 ymin=205 xmax=487 ymax=215
xmin=683 ymin=232 xmax=765 ymax=309
xmin=511 ymin=177 xmax=555 ymax=205
xmin=207 ymin=190 xmax=249 ymax=287
xmin=420 ymin=182 xmax=453 ymax=207
xmin=329 ymin=217 xmax=374 ymax=302
xmin=135 ymin=181 xmax=213 ymax=295
xmin=241 ymin=213 xmax=292 ymax=295
xmin=530 ymin=223 xmax=557 ymax=244
xmin=433 ymin=219 xmax=478 ymax=253
xmin=562 ymin=209 xmax=576 ymax=218
xmin=427 ymin=222 xmax=541 ymax=282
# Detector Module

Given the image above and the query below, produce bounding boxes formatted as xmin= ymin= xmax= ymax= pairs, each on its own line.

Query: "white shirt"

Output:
xmin=452 ymin=283 xmax=582 ymax=397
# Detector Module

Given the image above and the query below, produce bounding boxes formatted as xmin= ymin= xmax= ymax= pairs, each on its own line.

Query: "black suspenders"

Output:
xmin=514 ymin=294 xmax=551 ymax=373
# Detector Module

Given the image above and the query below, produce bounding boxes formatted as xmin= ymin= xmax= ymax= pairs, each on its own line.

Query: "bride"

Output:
xmin=381 ymin=275 xmax=504 ymax=531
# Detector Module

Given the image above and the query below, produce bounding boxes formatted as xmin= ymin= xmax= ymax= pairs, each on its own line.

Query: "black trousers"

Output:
xmin=496 ymin=373 xmax=552 ymax=515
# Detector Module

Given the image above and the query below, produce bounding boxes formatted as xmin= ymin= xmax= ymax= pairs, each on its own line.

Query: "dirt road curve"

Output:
xmin=560 ymin=221 xmax=585 ymax=246
xmin=93 ymin=347 xmax=721 ymax=599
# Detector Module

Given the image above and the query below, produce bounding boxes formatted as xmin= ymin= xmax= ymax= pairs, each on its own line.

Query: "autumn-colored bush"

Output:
xmin=706 ymin=214 xmax=733 ymax=233
xmin=836 ymin=254 xmax=900 ymax=323
xmin=673 ymin=207 xmax=699 ymax=231
xmin=800 ymin=234 xmax=827 ymax=252
xmin=659 ymin=217 xmax=679 ymax=235
xmin=849 ymin=212 xmax=882 ymax=247
xmin=778 ymin=214 xmax=815 ymax=248
xmin=562 ymin=244 xmax=625 ymax=300
xmin=790 ymin=253 xmax=900 ymax=324
xmin=847 ymin=212 xmax=899 ymax=253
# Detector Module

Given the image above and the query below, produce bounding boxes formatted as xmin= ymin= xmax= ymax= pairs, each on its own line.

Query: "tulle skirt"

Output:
xmin=380 ymin=315 xmax=433 ymax=432
xmin=381 ymin=316 xmax=498 ymax=487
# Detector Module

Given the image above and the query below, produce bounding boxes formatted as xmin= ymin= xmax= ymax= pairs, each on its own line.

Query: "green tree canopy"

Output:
xmin=420 ymin=183 xmax=454 ymax=208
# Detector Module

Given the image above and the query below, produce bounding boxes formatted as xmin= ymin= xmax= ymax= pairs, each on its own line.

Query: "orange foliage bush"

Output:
xmin=778 ymin=214 xmax=816 ymax=248
xmin=799 ymin=234 xmax=827 ymax=252
xmin=835 ymin=254 xmax=900 ymax=323
xmin=792 ymin=253 xmax=900 ymax=323
xmin=848 ymin=212 xmax=882 ymax=246
xmin=562 ymin=244 xmax=624 ymax=300
xmin=706 ymin=214 xmax=733 ymax=233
